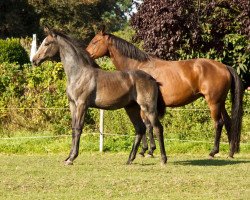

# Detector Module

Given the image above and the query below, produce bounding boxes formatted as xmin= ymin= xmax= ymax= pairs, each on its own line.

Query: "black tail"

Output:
xmin=227 ymin=66 xmax=244 ymax=154
xmin=157 ymin=84 xmax=166 ymax=118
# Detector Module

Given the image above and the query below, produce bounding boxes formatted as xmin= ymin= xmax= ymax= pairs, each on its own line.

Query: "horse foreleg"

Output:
xmin=64 ymin=131 xmax=76 ymax=164
xmin=64 ymin=101 xmax=76 ymax=163
xmin=65 ymin=102 xmax=86 ymax=165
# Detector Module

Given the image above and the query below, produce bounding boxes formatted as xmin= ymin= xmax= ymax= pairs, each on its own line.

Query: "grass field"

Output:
xmin=0 ymin=152 xmax=249 ymax=200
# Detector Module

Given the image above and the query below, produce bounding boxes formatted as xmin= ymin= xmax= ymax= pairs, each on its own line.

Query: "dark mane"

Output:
xmin=52 ymin=30 xmax=100 ymax=68
xmin=108 ymin=34 xmax=150 ymax=62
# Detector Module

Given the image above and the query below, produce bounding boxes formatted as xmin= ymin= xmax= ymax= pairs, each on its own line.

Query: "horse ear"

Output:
xmin=100 ymin=25 xmax=106 ymax=35
xmin=44 ymin=27 xmax=57 ymax=38
xmin=44 ymin=27 xmax=50 ymax=35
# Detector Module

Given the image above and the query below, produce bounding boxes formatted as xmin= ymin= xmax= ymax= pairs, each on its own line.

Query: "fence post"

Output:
xmin=30 ymin=34 xmax=37 ymax=62
xmin=99 ymin=109 xmax=104 ymax=152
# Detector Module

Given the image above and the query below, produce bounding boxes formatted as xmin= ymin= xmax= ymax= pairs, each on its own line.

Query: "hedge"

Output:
xmin=0 ymin=61 xmax=249 ymax=148
xmin=0 ymin=38 xmax=30 ymax=65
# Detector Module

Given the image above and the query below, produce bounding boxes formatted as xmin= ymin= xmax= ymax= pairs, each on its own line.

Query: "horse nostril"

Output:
xmin=32 ymin=59 xmax=37 ymax=66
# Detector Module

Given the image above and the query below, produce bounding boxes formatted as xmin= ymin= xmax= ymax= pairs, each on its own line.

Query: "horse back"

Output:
xmin=142 ymin=58 xmax=231 ymax=106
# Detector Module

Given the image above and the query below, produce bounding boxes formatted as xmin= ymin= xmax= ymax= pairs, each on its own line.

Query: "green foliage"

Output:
xmin=0 ymin=62 xmax=67 ymax=134
xmin=1 ymin=0 xmax=132 ymax=44
xmin=28 ymin=0 xmax=132 ymax=43
xmin=0 ymin=38 xmax=30 ymax=65
xmin=222 ymin=34 xmax=250 ymax=86
xmin=0 ymin=61 xmax=249 ymax=153
xmin=0 ymin=61 xmax=104 ymax=135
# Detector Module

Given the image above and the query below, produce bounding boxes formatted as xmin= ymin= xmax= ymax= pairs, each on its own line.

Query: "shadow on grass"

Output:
xmin=174 ymin=159 xmax=250 ymax=166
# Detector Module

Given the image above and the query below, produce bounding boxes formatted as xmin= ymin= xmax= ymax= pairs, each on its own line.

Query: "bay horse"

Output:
xmin=32 ymin=28 xmax=167 ymax=165
xmin=86 ymin=28 xmax=244 ymax=158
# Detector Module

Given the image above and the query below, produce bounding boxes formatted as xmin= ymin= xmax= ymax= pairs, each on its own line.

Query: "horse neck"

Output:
xmin=58 ymin=37 xmax=94 ymax=83
xmin=108 ymin=45 xmax=150 ymax=71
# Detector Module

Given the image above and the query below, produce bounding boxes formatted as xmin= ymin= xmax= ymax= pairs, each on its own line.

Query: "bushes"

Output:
xmin=0 ymin=62 xmax=249 ymax=154
xmin=0 ymin=61 xmax=249 ymax=149
xmin=0 ymin=38 xmax=30 ymax=65
xmin=0 ymin=62 xmax=67 ymax=134
xmin=0 ymin=61 xmax=102 ymax=135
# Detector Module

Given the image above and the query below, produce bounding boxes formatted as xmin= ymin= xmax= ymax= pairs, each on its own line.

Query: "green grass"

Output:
xmin=0 ymin=131 xmax=249 ymax=199
xmin=0 ymin=153 xmax=249 ymax=200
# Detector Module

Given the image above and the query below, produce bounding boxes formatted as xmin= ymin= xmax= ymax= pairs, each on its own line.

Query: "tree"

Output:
xmin=1 ymin=0 xmax=132 ymax=42
xmin=131 ymin=0 xmax=250 ymax=88
xmin=28 ymin=0 xmax=132 ymax=43
xmin=0 ymin=0 xmax=40 ymax=38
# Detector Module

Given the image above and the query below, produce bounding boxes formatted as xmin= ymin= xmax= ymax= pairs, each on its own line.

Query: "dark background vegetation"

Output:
xmin=131 ymin=0 xmax=250 ymax=87
xmin=0 ymin=0 xmax=132 ymax=43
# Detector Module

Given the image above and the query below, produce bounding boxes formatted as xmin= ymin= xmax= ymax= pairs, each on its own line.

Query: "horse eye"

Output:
xmin=44 ymin=42 xmax=50 ymax=46
xmin=92 ymin=40 xmax=100 ymax=44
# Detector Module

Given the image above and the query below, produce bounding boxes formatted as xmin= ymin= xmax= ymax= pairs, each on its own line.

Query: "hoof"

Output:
xmin=228 ymin=155 xmax=234 ymax=159
xmin=139 ymin=152 xmax=145 ymax=157
xmin=228 ymin=152 xmax=234 ymax=159
xmin=64 ymin=160 xmax=73 ymax=165
xmin=161 ymin=159 xmax=167 ymax=166
xmin=126 ymin=161 xmax=132 ymax=165
xmin=208 ymin=155 xmax=214 ymax=160
xmin=146 ymin=154 xmax=154 ymax=158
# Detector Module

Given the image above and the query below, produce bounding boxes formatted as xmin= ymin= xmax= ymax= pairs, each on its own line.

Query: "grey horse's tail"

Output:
xmin=157 ymin=83 xmax=166 ymax=118
xmin=226 ymin=66 xmax=244 ymax=154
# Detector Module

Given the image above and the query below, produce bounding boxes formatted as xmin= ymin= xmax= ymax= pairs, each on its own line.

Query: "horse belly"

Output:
xmin=161 ymin=88 xmax=202 ymax=107
xmin=94 ymin=89 xmax=133 ymax=110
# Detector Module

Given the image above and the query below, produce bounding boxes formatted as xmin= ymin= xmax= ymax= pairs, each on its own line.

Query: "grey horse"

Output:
xmin=32 ymin=28 xmax=167 ymax=165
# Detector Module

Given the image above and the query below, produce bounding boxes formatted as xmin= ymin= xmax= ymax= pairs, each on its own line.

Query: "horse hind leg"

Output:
xmin=127 ymin=134 xmax=144 ymax=164
xmin=139 ymin=111 xmax=149 ymax=157
xmin=125 ymin=105 xmax=146 ymax=165
xmin=139 ymin=134 xmax=148 ymax=157
xmin=145 ymin=122 xmax=156 ymax=158
xmin=140 ymin=111 xmax=156 ymax=157
xmin=221 ymin=107 xmax=232 ymax=144
xmin=143 ymin=109 xmax=167 ymax=165
xmin=208 ymin=103 xmax=224 ymax=158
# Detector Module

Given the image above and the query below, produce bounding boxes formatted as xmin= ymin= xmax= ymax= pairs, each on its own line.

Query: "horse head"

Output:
xmin=86 ymin=26 xmax=109 ymax=59
xmin=32 ymin=27 xmax=59 ymax=66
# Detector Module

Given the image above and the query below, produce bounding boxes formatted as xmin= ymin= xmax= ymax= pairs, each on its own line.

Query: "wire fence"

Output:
xmin=0 ymin=107 xmax=248 ymax=111
xmin=0 ymin=132 xmax=249 ymax=146
xmin=0 ymin=107 xmax=249 ymax=148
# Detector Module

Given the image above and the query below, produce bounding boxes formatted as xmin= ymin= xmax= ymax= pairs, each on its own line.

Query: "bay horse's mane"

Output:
xmin=52 ymin=30 xmax=100 ymax=68
xmin=108 ymin=34 xmax=150 ymax=62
